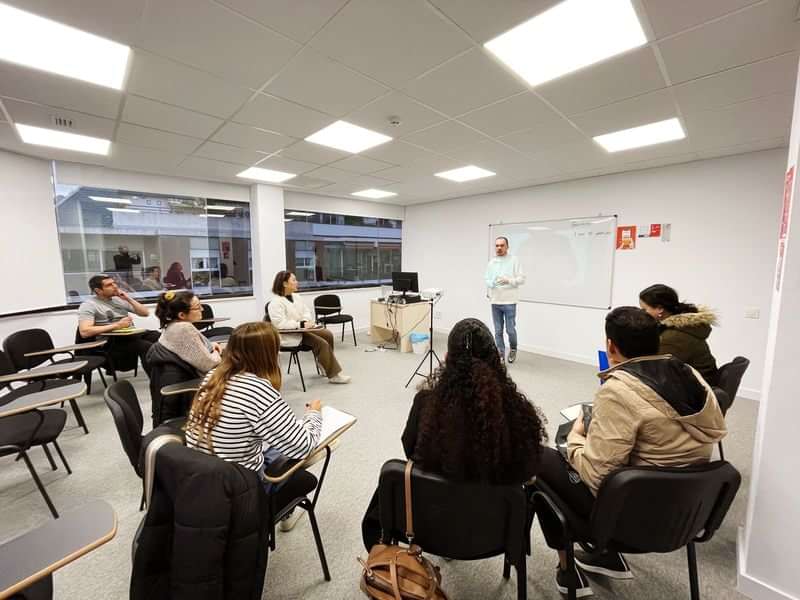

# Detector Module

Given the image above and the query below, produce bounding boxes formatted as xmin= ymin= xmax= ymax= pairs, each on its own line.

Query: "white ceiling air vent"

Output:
xmin=50 ymin=115 xmax=74 ymax=129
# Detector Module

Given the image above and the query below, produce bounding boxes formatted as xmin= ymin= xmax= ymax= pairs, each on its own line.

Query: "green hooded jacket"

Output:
xmin=659 ymin=306 xmax=719 ymax=386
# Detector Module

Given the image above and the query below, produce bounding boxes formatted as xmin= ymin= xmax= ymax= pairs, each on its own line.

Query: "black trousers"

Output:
xmin=268 ymin=469 xmax=318 ymax=514
xmin=108 ymin=330 xmax=160 ymax=375
xmin=533 ymin=447 xmax=596 ymax=549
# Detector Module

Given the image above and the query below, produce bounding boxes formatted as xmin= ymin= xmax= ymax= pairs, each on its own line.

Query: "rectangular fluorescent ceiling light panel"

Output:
xmin=484 ymin=0 xmax=646 ymax=87
xmin=284 ymin=218 xmax=293 ymax=222
xmin=435 ymin=165 xmax=496 ymax=182
xmin=206 ymin=205 xmax=235 ymax=211
xmin=90 ymin=196 xmax=131 ymax=205
xmin=199 ymin=214 xmax=225 ymax=218
xmin=236 ymin=167 xmax=296 ymax=183
xmin=352 ymin=189 xmax=397 ymax=199
xmin=16 ymin=123 xmax=110 ymax=155
xmin=285 ymin=211 xmax=314 ymax=217
xmin=305 ymin=120 xmax=391 ymax=154
xmin=106 ymin=207 xmax=139 ymax=214
xmin=593 ymin=118 xmax=685 ymax=152
xmin=0 ymin=2 xmax=130 ymax=89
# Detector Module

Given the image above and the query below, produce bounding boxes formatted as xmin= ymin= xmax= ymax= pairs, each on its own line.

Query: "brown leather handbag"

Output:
xmin=358 ymin=461 xmax=448 ymax=600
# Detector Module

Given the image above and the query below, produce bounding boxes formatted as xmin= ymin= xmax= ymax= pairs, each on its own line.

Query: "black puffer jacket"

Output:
xmin=146 ymin=342 xmax=200 ymax=428
xmin=130 ymin=440 xmax=270 ymax=600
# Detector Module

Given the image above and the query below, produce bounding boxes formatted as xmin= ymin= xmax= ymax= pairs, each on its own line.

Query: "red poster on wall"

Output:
xmin=616 ymin=225 xmax=637 ymax=250
xmin=649 ymin=224 xmax=662 ymax=237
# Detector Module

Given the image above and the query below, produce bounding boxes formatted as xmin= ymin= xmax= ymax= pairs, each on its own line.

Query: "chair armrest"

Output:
xmin=23 ymin=340 xmax=107 ymax=359
xmin=530 ymin=484 xmax=573 ymax=542
xmin=0 ymin=362 xmax=88 ymax=385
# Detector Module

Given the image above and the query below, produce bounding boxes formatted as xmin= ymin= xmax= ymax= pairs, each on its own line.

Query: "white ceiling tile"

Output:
xmin=266 ymin=48 xmax=388 ymax=117
xmin=499 ymin=118 xmax=586 ymax=154
xmin=216 ymin=0 xmax=349 ymax=43
xmin=234 ymin=94 xmax=333 ymax=138
xmin=284 ymin=175 xmax=337 ymax=190
xmin=658 ymin=0 xmax=800 ymax=84
xmin=309 ymin=0 xmax=472 ymax=87
xmin=176 ymin=156 xmax=243 ymax=182
xmin=536 ymin=47 xmax=667 ymax=115
xmin=428 ymin=0 xmax=560 ymax=43
xmin=0 ymin=62 xmax=121 ymax=119
xmin=458 ymin=92 xmax=565 ymax=137
xmin=443 ymin=139 xmax=536 ymax=174
xmin=107 ymin=143 xmax=185 ymax=173
xmin=304 ymin=166 xmax=364 ymax=184
xmin=255 ymin=155 xmax=320 ymax=175
xmin=684 ymin=93 xmax=794 ymax=152
xmin=0 ymin=0 xmax=146 ymax=45
xmin=362 ymin=140 xmax=440 ymax=166
xmin=695 ymin=137 xmax=788 ymax=161
xmin=2 ymin=99 xmax=116 ymax=139
xmin=127 ymin=51 xmax=253 ymax=118
xmin=328 ymin=155 xmax=395 ymax=174
xmin=346 ymin=92 xmax=446 ymax=137
xmin=673 ymin=52 xmax=799 ymax=114
xmin=280 ymin=140 xmax=349 ymax=165
xmin=403 ymin=48 xmax=525 ymax=116
xmin=617 ymin=152 xmax=700 ymax=174
xmin=403 ymin=120 xmax=490 ymax=153
xmin=570 ymin=89 xmax=678 ymax=136
xmin=211 ymin=122 xmax=294 ymax=154
xmin=640 ymin=0 xmax=759 ymax=39
xmin=528 ymin=141 xmax=613 ymax=174
xmin=375 ymin=154 xmax=463 ymax=181
xmin=116 ymin=123 xmax=202 ymax=155
xmin=122 ymin=95 xmax=223 ymax=138
xmin=193 ymin=141 xmax=267 ymax=166
xmin=137 ymin=0 xmax=300 ymax=88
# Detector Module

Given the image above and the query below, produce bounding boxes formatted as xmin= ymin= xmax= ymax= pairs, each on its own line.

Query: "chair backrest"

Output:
xmin=313 ymin=294 xmax=342 ymax=318
xmin=377 ymin=459 xmax=527 ymax=562
xmin=3 ymin=329 xmax=55 ymax=370
xmin=591 ymin=461 xmax=741 ymax=553
xmin=717 ymin=357 xmax=749 ymax=414
xmin=0 ymin=349 xmax=17 ymax=379
xmin=104 ymin=380 xmax=145 ymax=477
xmin=263 ymin=302 xmax=271 ymax=322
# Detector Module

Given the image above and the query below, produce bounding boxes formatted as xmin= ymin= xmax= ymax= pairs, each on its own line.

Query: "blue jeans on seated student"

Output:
xmin=492 ymin=303 xmax=518 ymax=354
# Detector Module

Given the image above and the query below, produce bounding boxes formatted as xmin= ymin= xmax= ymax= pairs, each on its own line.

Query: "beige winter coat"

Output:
xmin=567 ymin=355 xmax=727 ymax=494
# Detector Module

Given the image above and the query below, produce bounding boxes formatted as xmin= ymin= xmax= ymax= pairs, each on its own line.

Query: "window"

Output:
xmin=284 ymin=210 xmax=402 ymax=291
xmin=54 ymin=183 xmax=253 ymax=304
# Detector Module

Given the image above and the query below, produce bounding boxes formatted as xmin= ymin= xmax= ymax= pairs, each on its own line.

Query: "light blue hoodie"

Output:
xmin=485 ymin=254 xmax=525 ymax=304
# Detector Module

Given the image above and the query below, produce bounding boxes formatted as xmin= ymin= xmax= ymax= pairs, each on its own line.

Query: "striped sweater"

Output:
xmin=186 ymin=371 xmax=322 ymax=472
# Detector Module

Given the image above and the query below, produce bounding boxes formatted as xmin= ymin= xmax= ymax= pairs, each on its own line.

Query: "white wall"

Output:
xmin=404 ymin=149 xmax=787 ymax=399
xmin=737 ymin=60 xmax=800 ymax=600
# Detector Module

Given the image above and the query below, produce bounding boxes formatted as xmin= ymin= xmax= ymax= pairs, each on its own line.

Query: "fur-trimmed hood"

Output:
xmin=661 ymin=306 xmax=717 ymax=341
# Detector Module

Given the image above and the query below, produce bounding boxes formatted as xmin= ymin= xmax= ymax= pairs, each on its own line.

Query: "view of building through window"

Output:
xmin=54 ymin=183 xmax=253 ymax=304
xmin=284 ymin=210 xmax=402 ymax=291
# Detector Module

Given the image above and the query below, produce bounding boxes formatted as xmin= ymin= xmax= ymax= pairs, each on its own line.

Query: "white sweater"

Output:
xmin=484 ymin=254 xmax=525 ymax=304
xmin=268 ymin=294 xmax=314 ymax=346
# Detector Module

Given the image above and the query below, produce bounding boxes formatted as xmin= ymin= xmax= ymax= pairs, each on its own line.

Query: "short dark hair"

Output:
xmin=605 ymin=306 xmax=660 ymax=359
xmin=155 ymin=291 xmax=196 ymax=328
xmin=88 ymin=274 xmax=112 ymax=293
xmin=272 ymin=271 xmax=294 ymax=296
xmin=495 ymin=236 xmax=509 ymax=246
xmin=639 ymin=284 xmax=698 ymax=315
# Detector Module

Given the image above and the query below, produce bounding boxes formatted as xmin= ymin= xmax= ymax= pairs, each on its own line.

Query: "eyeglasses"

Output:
xmin=189 ymin=305 xmax=203 ymax=312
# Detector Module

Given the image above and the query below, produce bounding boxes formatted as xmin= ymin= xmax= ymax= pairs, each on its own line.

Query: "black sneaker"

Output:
xmin=555 ymin=564 xmax=593 ymax=597
xmin=508 ymin=349 xmax=517 ymax=363
xmin=575 ymin=550 xmax=633 ymax=580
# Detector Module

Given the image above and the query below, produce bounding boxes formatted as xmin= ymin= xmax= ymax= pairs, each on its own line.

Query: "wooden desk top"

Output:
xmin=160 ymin=378 xmax=203 ymax=396
xmin=0 ymin=499 xmax=117 ymax=599
xmin=0 ymin=361 xmax=88 ymax=386
xmin=24 ymin=340 xmax=106 ymax=358
xmin=195 ymin=317 xmax=230 ymax=324
xmin=0 ymin=382 xmax=87 ymax=418
xmin=101 ymin=328 xmax=147 ymax=337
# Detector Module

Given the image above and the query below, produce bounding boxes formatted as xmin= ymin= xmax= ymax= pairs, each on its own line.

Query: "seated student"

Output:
xmin=77 ymin=274 xmax=160 ymax=374
xmin=268 ymin=270 xmax=351 ymax=384
xmin=185 ymin=321 xmax=322 ymax=530
xmin=146 ymin=291 xmax=223 ymax=425
xmin=362 ymin=317 xmax=547 ymax=549
xmin=142 ymin=266 xmax=164 ymax=291
xmin=639 ymin=284 xmax=720 ymax=386
xmin=535 ymin=307 xmax=726 ymax=598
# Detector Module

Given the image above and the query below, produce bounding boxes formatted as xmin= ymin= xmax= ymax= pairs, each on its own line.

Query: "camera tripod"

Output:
xmin=405 ymin=299 xmax=442 ymax=388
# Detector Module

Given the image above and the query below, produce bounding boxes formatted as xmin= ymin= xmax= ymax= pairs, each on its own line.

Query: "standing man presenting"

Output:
xmin=485 ymin=236 xmax=525 ymax=363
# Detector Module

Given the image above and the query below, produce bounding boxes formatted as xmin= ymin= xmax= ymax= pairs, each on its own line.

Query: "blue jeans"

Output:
xmin=491 ymin=304 xmax=517 ymax=354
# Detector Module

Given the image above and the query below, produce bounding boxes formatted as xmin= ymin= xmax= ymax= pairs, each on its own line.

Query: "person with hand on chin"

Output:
xmin=78 ymin=274 xmax=161 ymax=375
xmin=268 ymin=271 xmax=350 ymax=384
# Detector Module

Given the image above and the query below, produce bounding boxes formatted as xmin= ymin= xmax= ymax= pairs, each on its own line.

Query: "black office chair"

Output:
xmin=194 ymin=303 xmax=234 ymax=341
xmin=713 ymin=356 xmax=750 ymax=460
xmin=264 ymin=302 xmax=319 ymax=392
xmin=531 ymin=461 xmax=741 ymax=600
xmin=314 ymin=294 xmax=357 ymax=346
xmin=104 ymin=380 xmax=146 ymax=510
xmin=377 ymin=459 xmax=530 ymax=600
xmin=74 ymin=327 xmax=137 ymax=382
xmin=0 ymin=375 xmax=72 ymax=518
xmin=3 ymin=329 xmax=104 ymax=434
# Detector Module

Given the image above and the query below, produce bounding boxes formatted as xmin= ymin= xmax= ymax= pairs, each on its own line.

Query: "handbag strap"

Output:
xmin=404 ymin=460 xmax=415 ymax=541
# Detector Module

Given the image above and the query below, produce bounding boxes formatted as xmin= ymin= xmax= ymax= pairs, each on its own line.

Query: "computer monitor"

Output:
xmin=392 ymin=271 xmax=419 ymax=294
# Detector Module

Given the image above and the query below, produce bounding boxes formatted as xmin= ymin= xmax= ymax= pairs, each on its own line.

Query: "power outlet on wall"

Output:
xmin=744 ymin=307 xmax=760 ymax=319
xmin=435 ymin=311 xmax=443 ymax=320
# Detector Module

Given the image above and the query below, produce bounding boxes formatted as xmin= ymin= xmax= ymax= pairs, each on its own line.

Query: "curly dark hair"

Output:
xmin=412 ymin=318 xmax=547 ymax=484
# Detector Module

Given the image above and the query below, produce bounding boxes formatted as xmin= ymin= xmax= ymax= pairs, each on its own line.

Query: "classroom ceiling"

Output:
xmin=0 ymin=0 xmax=797 ymax=205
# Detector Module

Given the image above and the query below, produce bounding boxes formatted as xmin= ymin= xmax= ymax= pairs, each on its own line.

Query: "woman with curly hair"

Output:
xmin=361 ymin=317 xmax=547 ymax=549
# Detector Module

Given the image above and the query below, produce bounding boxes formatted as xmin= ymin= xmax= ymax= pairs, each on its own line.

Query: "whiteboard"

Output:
xmin=489 ymin=216 xmax=617 ymax=309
